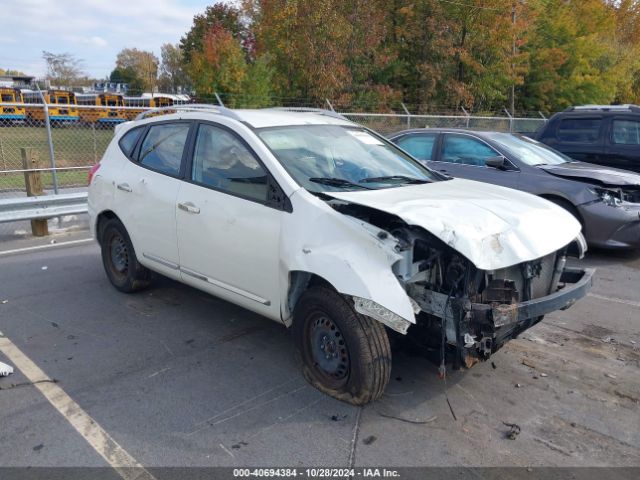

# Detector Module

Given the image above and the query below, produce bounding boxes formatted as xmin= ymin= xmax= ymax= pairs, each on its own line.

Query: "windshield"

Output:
xmin=257 ymin=125 xmax=441 ymax=192
xmin=488 ymin=132 xmax=571 ymax=166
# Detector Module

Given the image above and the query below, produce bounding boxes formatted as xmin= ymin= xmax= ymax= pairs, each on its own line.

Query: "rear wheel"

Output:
xmin=100 ymin=218 xmax=150 ymax=293
xmin=292 ymin=286 xmax=391 ymax=405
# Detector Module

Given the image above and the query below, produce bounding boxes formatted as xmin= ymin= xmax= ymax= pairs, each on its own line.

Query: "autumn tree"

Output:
xmin=187 ymin=23 xmax=247 ymax=102
xmin=115 ymin=48 xmax=159 ymax=93
xmin=42 ymin=51 xmax=84 ymax=87
xmin=180 ymin=3 xmax=248 ymax=64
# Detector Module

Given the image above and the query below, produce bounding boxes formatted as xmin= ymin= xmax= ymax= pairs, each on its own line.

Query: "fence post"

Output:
xmin=92 ymin=123 xmax=98 ymax=163
xmin=401 ymin=103 xmax=411 ymax=129
xmin=325 ymin=99 xmax=335 ymax=112
xmin=503 ymin=108 xmax=513 ymax=133
xmin=0 ymin=135 xmax=6 ymax=171
xmin=21 ymin=147 xmax=49 ymax=236
xmin=460 ymin=106 xmax=471 ymax=129
xmin=37 ymin=87 xmax=59 ymax=194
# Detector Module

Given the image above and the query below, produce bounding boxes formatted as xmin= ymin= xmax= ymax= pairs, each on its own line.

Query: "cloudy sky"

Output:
xmin=0 ymin=0 xmax=219 ymax=79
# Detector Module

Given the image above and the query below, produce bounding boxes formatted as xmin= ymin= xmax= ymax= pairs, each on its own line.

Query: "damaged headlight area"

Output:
xmin=589 ymin=187 xmax=624 ymax=207
xmin=388 ymin=226 xmax=592 ymax=369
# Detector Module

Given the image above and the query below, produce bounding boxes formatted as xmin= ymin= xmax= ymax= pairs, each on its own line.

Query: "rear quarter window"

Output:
xmin=556 ymin=118 xmax=602 ymax=143
xmin=118 ymin=127 xmax=144 ymax=157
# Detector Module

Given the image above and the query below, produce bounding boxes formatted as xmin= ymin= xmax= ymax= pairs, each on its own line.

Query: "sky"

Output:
xmin=0 ymin=0 xmax=219 ymax=79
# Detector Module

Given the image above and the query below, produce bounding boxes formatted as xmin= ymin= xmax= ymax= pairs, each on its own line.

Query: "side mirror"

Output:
xmin=485 ymin=156 xmax=507 ymax=170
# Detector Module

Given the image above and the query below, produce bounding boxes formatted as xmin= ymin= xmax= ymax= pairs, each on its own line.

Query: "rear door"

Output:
xmin=394 ymin=132 xmax=438 ymax=165
xmin=112 ymin=120 xmax=192 ymax=277
xmin=604 ymin=117 xmax=640 ymax=172
xmin=431 ymin=133 xmax=520 ymax=188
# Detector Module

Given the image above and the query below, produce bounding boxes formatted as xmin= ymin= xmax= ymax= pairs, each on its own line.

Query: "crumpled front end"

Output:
xmin=318 ymin=193 xmax=593 ymax=367
xmin=399 ymin=231 xmax=594 ymax=367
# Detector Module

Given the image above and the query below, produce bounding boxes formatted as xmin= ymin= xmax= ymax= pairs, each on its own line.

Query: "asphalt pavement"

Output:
xmin=0 ymin=230 xmax=638 ymax=472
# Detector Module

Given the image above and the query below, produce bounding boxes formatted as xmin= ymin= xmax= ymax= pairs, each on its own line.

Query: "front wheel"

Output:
xmin=292 ymin=286 xmax=391 ymax=405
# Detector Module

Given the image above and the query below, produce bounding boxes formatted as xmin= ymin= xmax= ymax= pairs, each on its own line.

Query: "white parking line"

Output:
xmin=0 ymin=335 xmax=156 ymax=480
xmin=0 ymin=238 xmax=94 ymax=257
xmin=588 ymin=292 xmax=640 ymax=309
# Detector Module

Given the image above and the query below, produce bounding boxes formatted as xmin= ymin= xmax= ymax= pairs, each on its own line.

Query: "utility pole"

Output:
xmin=511 ymin=2 xmax=516 ymax=117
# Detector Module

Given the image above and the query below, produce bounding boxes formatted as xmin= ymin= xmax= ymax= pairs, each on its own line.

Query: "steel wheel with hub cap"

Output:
xmin=292 ymin=285 xmax=391 ymax=405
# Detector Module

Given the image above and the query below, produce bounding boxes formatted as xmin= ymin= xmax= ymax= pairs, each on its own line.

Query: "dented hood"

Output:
xmin=539 ymin=162 xmax=640 ymax=187
xmin=327 ymin=179 xmax=581 ymax=270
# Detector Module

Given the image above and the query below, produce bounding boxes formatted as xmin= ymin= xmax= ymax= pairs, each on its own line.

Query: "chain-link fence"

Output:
xmin=0 ymin=101 xmax=547 ymax=238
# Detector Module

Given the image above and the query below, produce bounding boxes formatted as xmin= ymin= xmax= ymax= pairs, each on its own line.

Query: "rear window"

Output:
xmin=556 ymin=118 xmax=602 ymax=143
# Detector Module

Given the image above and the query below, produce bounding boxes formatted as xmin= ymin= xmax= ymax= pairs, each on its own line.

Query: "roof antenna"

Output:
xmin=214 ymin=92 xmax=225 ymax=107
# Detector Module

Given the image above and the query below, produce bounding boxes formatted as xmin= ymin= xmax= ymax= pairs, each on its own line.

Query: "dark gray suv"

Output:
xmin=535 ymin=105 xmax=640 ymax=173
xmin=390 ymin=128 xmax=640 ymax=249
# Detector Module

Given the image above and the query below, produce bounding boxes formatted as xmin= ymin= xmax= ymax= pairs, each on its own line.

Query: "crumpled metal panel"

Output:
xmin=328 ymin=178 xmax=581 ymax=271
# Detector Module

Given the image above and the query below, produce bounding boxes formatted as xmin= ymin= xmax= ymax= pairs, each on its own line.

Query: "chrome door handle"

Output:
xmin=117 ymin=183 xmax=132 ymax=192
xmin=178 ymin=202 xmax=200 ymax=214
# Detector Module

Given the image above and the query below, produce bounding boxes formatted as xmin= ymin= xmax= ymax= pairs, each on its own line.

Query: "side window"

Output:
xmin=119 ymin=127 xmax=143 ymax=157
xmin=441 ymin=135 xmax=498 ymax=166
xmin=192 ymin=124 xmax=268 ymax=202
xmin=138 ymin=123 xmax=189 ymax=176
xmin=611 ymin=119 xmax=640 ymax=145
xmin=396 ymin=134 xmax=436 ymax=161
xmin=556 ymin=118 xmax=602 ymax=143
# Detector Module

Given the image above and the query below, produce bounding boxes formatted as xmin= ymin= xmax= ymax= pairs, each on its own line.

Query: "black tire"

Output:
xmin=292 ymin=286 xmax=391 ymax=405
xmin=100 ymin=218 xmax=150 ymax=293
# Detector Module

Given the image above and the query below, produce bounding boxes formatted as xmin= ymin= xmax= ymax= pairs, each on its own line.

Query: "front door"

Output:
xmin=431 ymin=133 xmax=520 ymax=189
xmin=176 ymin=122 xmax=283 ymax=319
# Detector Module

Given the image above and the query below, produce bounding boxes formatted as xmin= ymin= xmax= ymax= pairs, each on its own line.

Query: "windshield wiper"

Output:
xmin=359 ymin=175 xmax=430 ymax=184
xmin=309 ymin=177 xmax=373 ymax=190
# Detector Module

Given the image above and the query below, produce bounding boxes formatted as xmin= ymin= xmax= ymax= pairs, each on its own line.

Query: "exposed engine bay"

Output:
xmin=328 ymin=198 xmax=588 ymax=369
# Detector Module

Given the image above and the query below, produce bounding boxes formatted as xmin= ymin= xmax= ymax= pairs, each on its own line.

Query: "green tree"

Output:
xmin=520 ymin=0 xmax=619 ymax=113
xmin=158 ymin=43 xmax=191 ymax=94
xmin=109 ymin=67 xmax=144 ymax=95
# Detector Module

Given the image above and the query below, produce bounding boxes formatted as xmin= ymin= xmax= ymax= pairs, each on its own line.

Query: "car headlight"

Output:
xmin=589 ymin=187 xmax=623 ymax=207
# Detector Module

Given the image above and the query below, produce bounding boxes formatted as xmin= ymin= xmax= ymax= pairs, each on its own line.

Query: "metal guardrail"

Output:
xmin=0 ymin=192 xmax=88 ymax=223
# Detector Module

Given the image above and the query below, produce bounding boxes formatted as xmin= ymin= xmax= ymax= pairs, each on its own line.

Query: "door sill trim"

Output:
xmin=180 ymin=267 xmax=271 ymax=306
xmin=142 ymin=253 xmax=179 ymax=270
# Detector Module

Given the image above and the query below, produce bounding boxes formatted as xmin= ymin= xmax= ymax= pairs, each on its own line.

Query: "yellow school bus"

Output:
xmin=22 ymin=89 xmax=80 ymax=123
xmin=122 ymin=95 xmax=174 ymax=120
xmin=0 ymin=87 xmax=26 ymax=121
xmin=75 ymin=93 xmax=127 ymax=124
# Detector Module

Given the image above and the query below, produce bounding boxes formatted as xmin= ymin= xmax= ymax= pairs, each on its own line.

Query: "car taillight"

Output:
xmin=88 ymin=163 xmax=101 ymax=185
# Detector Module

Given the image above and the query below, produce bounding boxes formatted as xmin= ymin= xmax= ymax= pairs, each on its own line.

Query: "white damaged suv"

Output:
xmin=88 ymin=106 xmax=593 ymax=405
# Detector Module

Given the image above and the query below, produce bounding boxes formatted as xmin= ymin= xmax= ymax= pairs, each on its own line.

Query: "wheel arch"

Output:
xmin=539 ymin=194 xmax=584 ymax=227
xmin=95 ymin=210 xmax=120 ymax=244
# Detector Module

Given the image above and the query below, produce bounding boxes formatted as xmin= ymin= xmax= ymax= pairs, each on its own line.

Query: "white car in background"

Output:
xmin=88 ymin=106 xmax=593 ymax=405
